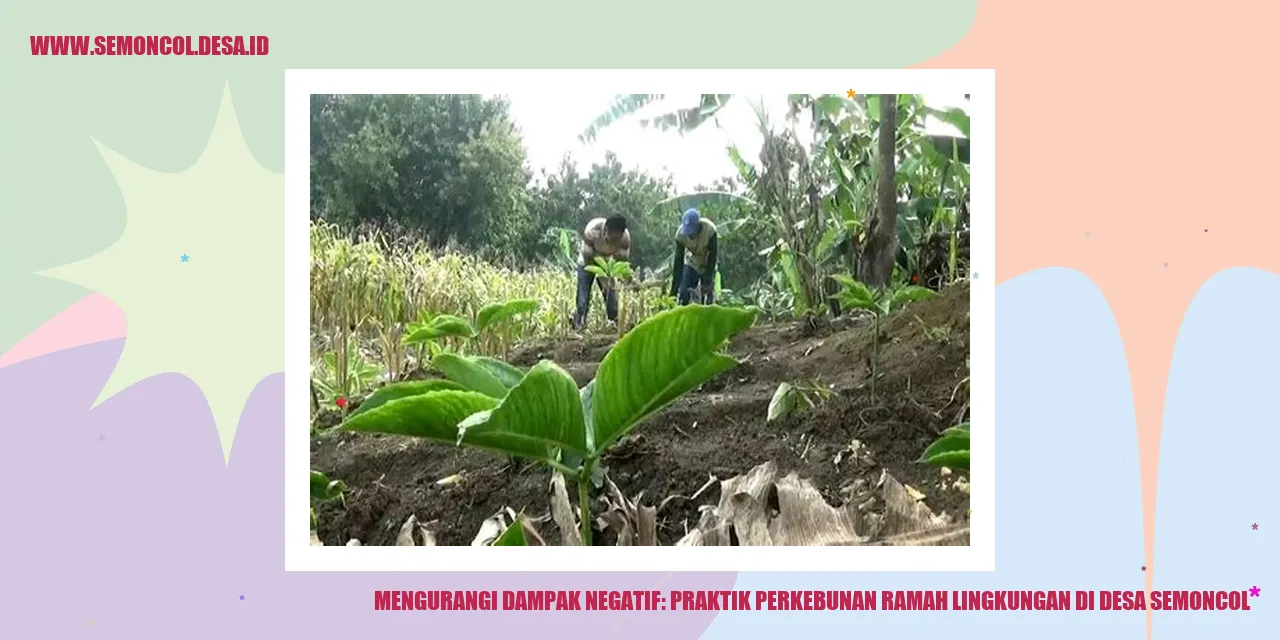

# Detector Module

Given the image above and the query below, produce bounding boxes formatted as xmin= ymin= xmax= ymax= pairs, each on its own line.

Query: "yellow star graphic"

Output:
xmin=846 ymin=89 xmax=856 ymax=98
xmin=41 ymin=82 xmax=283 ymax=461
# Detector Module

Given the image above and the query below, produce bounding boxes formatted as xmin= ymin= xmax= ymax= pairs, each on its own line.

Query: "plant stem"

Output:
xmin=577 ymin=460 xmax=594 ymax=546
xmin=871 ymin=315 xmax=880 ymax=402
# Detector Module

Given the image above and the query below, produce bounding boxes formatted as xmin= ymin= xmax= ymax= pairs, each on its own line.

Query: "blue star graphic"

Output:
xmin=239 ymin=595 xmax=245 ymax=601
xmin=181 ymin=254 xmax=189 ymax=263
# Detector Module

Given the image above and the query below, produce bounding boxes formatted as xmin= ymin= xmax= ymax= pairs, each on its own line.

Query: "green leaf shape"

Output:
xmin=923 ymin=450 xmax=969 ymax=471
xmin=349 ymin=379 xmax=466 ymax=418
xmin=645 ymin=191 xmax=757 ymax=219
xmin=403 ymin=314 xmax=476 ymax=345
xmin=578 ymin=94 xmax=665 ymax=143
xmin=433 ymin=353 xmax=514 ymax=399
xmin=591 ymin=306 xmax=757 ymax=455
xmin=492 ymin=518 xmax=528 ymax=546
xmin=456 ymin=361 xmax=588 ymax=462
xmin=921 ymin=432 xmax=970 ymax=462
xmin=927 ymin=106 xmax=970 ymax=138
xmin=475 ymin=299 xmax=541 ymax=333
xmin=767 ymin=382 xmax=798 ymax=422
xmin=472 ymin=356 xmax=526 ymax=390
xmin=310 ymin=470 xmax=346 ymax=502
xmin=830 ymin=275 xmax=879 ymax=313
xmin=890 ymin=285 xmax=937 ymax=310
xmin=340 ymin=390 xmax=498 ymax=442
xmin=584 ymin=266 xmax=605 ymax=277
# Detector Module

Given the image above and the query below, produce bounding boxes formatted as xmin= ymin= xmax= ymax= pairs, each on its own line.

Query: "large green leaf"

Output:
xmin=433 ymin=353 xmax=512 ymax=399
xmin=472 ymin=357 xmax=526 ymax=390
xmin=927 ymin=106 xmax=970 ymax=138
xmin=403 ymin=314 xmax=476 ymax=344
xmin=926 ymin=135 xmax=969 ymax=164
xmin=924 ymin=450 xmax=969 ymax=471
xmin=349 ymin=379 xmax=466 ymax=418
xmin=579 ymin=94 xmax=665 ymax=142
xmin=475 ymin=299 xmax=541 ymax=333
xmin=922 ymin=433 xmax=969 ymax=459
xmin=457 ymin=361 xmax=588 ymax=460
xmin=591 ymin=306 xmax=756 ymax=455
xmin=726 ymin=145 xmax=757 ymax=185
xmin=341 ymin=390 xmax=497 ymax=441
xmin=646 ymin=191 xmax=757 ymax=219
xmin=636 ymin=94 xmax=734 ymax=135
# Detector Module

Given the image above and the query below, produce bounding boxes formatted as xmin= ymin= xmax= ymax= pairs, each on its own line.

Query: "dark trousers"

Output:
xmin=574 ymin=266 xmax=618 ymax=328
xmin=677 ymin=265 xmax=714 ymax=306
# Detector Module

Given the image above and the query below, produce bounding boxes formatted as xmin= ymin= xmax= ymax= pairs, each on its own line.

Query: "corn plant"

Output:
xmin=338 ymin=305 xmax=757 ymax=545
xmin=920 ymin=423 xmax=969 ymax=472
xmin=312 ymin=337 xmax=382 ymax=410
xmin=829 ymin=276 xmax=935 ymax=401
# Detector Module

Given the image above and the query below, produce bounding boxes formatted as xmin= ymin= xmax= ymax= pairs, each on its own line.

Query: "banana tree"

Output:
xmin=829 ymin=276 xmax=935 ymax=401
xmin=579 ymin=94 xmax=736 ymax=143
xmin=338 ymin=305 xmax=757 ymax=544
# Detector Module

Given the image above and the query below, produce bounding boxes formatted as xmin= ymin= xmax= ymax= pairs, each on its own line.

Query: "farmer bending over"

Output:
xmin=669 ymin=208 xmax=719 ymax=306
xmin=574 ymin=215 xmax=631 ymax=329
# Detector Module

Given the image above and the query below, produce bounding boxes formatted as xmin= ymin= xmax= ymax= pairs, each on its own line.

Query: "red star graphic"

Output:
xmin=336 ymin=396 xmax=347 ymax=409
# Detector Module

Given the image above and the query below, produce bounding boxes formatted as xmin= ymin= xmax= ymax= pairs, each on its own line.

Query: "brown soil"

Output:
xmin=311 ymin=282 xmax=972 ymax=546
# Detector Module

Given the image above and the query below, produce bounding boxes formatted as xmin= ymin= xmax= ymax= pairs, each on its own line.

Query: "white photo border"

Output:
xmin=284 ymin=69 xmax=995 ymax=572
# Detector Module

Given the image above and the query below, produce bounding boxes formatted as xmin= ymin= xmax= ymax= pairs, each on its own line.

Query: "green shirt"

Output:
xmin=676 ymin=218 xmax=717 ymax=273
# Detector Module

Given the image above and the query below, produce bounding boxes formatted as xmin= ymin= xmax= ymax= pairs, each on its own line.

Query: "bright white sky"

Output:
xmin=502 ymin=93 xmax=968 ymax=193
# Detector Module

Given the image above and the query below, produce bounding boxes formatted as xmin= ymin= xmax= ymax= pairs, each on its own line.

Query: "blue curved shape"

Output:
xmin=1154 ymin=267 xmax=1278 ymax=637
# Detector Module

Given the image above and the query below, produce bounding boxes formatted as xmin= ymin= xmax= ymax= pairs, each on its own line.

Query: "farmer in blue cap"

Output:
xmin=669 ymin=208 xmax=719 ymax=305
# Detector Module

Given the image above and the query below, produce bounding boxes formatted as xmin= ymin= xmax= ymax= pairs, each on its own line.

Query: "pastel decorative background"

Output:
xmin=1 ymin=1 xmax=1273 ymax=638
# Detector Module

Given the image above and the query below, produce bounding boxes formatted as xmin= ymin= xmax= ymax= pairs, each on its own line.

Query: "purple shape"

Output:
xmin=0 ymin=339 xmax=735 ymax=638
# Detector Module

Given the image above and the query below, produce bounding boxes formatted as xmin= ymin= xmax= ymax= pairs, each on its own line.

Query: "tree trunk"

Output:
xmin=859 ymin=94 xmax=899 ymax=289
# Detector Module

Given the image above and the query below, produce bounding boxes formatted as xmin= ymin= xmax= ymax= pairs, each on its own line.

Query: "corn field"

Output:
xmin=309 ymin=221 xmax=667 ymax=407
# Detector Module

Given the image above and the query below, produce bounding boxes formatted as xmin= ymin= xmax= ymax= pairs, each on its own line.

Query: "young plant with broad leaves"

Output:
xmin=767 ymin=379 xmax=836 ymax=423
xmin=402 ymin=299 xmax=542 ymax=366
xmin=338 ymin=305 xmax=757 ymax=545
xmin=310 ymin=470 xmax=347 ymax=532
xmin=829 ymin=276 xmax=935 ymax=401
xmin=920 ymin=423 xmax=969 ymax=472
xmin=584 ymin=257 xmax=636 ymax=331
